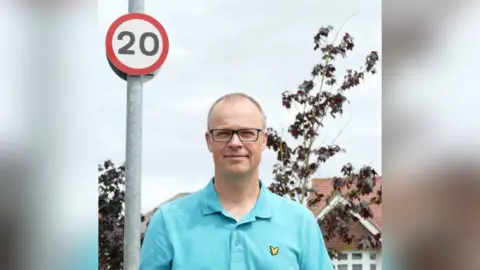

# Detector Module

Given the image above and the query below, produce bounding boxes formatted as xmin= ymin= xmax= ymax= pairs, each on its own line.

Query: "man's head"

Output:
xmin=205 ymin=93 xmax=267 ymax=180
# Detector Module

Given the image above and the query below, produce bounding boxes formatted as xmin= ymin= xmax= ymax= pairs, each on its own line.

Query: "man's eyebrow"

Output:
xmin=212 ymin=127 xmax=259 ymax=129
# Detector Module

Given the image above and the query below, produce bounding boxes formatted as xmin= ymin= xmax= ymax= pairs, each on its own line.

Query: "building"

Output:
xmin=310 ymin=177 xmax=382 ymax=270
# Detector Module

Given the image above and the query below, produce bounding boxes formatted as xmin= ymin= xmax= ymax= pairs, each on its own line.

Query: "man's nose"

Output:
xmin=228 ymin=133 xmax=242 ymax=147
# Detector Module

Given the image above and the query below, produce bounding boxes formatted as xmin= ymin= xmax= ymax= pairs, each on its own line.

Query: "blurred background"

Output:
xmin=384 ymin=0 xmax=480 ymax=269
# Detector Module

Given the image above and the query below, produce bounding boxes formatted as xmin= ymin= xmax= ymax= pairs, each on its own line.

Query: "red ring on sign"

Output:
xmin=105 ymin=13 xmax=169 ymax=76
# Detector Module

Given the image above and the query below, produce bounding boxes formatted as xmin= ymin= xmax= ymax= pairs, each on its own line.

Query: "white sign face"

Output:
xmin=112 ymin=19 xmax=162 ymax=70
xmin=106 ymin=13 xmax=169 ymax=76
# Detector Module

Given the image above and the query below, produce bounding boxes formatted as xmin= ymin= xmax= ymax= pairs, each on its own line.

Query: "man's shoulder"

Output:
xmin=144 ymin=189 xmax=204 ymax=235
xmin=159 ymin=188 xmax=204 ymax=215
xmin=265 ymin=190 xmax=315 ymax=218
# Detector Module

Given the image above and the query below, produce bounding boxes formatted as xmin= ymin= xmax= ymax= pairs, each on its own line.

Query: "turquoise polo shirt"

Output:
xmin=140 ymin=179 xmax=333 ymax=270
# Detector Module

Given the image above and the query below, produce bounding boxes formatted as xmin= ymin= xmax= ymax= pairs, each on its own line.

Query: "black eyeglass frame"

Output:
xmin=209 ymin=128 xmax=264 ymax=142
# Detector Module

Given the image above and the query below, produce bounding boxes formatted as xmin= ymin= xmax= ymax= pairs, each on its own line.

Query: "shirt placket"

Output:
xmin=230 ymin=224 xmax=246 ymax=270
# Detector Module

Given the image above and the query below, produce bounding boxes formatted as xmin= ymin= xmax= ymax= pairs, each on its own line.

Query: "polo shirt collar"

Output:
xmin=201 ymin=178 xmax=223 ymax=215
xmin=200 ymin=178 xmax=272 ymax=219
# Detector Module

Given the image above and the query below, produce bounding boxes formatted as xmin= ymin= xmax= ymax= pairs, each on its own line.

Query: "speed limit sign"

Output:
xmin=105 ymin=13 xmax=169 ymax=77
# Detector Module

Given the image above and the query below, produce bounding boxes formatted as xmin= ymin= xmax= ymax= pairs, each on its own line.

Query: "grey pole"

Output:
xmin=124 ymin=0 xmax=145 ymax=269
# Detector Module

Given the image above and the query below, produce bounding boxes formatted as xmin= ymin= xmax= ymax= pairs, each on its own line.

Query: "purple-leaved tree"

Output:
xmin=266 ymin=25 xmax=382 ymax=258
xmin=98 ymin=160 xmax=145 ymax=269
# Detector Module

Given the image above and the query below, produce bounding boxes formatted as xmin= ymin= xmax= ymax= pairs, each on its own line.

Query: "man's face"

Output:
xmin=205 ymin=99 xmax=267 ymax=178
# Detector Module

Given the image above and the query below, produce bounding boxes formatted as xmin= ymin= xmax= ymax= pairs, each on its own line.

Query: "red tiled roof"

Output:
xmin=308 ymin=176 xmax=382 ymax=230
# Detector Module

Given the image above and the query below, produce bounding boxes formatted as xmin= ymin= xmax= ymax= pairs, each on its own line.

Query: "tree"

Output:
xmin=266 ymin=23 xmax=382 ymax=257
xmin=98 ymin=160 xmax=145 ymax=269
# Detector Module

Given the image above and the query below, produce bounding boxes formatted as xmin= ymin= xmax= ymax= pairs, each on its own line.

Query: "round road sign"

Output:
xmin=106 ymin=13 xmax=169 ymax=76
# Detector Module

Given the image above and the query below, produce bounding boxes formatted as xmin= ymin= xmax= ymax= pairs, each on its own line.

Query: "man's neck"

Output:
xmin=214 ymin=173 xmax=260 ymax=202
xmin=213 ymin=172 xmax=260 ymax=220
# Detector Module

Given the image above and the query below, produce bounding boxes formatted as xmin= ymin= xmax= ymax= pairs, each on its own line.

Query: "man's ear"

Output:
xmin=261 ymin=130 xmax=268 ymax=151
xmin=205 ymin=131 xmax=213 ymax=152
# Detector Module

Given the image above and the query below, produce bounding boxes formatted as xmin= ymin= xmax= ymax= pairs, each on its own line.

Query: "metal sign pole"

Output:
xmin=124 ymin=0 xmax=144 ymax=269
xmin=106 ymin=4 xmax=168 ymax=268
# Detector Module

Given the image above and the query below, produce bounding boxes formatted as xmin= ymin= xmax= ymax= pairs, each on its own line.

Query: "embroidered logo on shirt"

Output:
xmin=269 ymin=246 xmax=279 ymax=256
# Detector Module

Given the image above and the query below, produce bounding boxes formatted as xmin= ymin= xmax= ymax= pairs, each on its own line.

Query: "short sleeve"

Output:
xmin=139 ymin=208 xmax=173 ymax=270
xmin=299 ymin=211 xmax=333 ymax=270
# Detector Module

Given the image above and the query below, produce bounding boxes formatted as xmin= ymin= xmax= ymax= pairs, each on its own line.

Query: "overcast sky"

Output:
xmin=95 ymin=0 xmax=381 ymax=212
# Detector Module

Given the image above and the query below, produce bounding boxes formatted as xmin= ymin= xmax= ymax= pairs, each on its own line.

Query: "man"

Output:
xmin=140 ymin=93 xmax=333 ymax=270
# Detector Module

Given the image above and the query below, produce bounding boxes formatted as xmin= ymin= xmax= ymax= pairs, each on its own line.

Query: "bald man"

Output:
xmin=140 ymin=93 xmax=333 ymax=270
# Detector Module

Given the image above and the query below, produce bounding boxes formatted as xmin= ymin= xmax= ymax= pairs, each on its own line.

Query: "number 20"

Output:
xmin=117 ymin=31 xmax=159 ymax=56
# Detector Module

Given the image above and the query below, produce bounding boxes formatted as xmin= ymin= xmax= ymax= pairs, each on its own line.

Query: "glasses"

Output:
xmin=209 ymin=128 xmax=263 ymax=142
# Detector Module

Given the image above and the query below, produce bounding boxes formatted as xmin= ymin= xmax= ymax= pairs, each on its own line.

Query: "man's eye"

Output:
xmin=240 ymin=131 xmax=256 ymax=137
